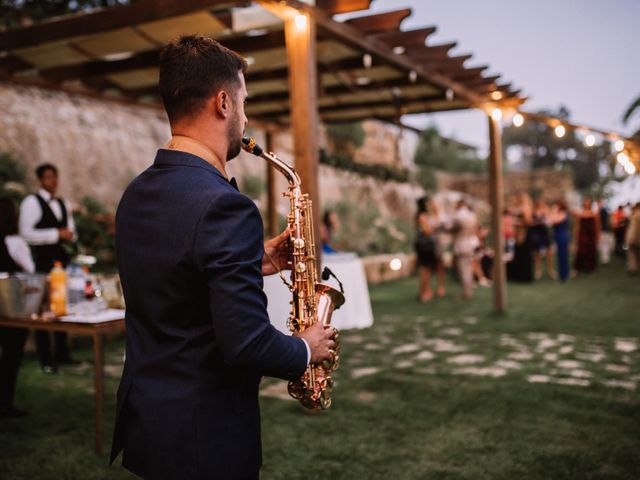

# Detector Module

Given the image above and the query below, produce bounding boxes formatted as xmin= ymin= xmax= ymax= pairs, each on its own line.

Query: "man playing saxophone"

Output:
xmin=110 ymin=35 xmax=336 ymax=480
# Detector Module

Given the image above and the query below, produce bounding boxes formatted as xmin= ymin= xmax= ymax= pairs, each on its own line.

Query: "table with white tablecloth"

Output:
xmin=263 ymin=252 xmax=374 ymax=334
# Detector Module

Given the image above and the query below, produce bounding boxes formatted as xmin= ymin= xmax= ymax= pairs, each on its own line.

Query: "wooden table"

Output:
xmin=0 ymin=315 xmax=125 ymax=455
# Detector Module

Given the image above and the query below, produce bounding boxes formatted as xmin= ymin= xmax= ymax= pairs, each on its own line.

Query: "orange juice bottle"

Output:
xmin=50 ymin=261 xmax=67 ymax=316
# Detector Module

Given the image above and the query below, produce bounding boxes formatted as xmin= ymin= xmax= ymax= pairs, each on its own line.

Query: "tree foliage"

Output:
xmin=622 ymin=94 xmax=640 ymax=140
xmin=502 ymin=106 xmax=615 ymax=192
xmin=325 ymin=121 xmax=366 ymax=155
xmin=413 ymin=125 xmax=486 ymax=192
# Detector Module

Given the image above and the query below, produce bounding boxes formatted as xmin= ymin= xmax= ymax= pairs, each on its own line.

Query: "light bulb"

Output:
xmin=554 ymin=125 xmax=566 ymax=138
xmin=614 ymin=139 xmax=625 ymax=152
xmin=512 ymin=113 xmax=524 ymax=127
xmin=584 ymin=134 xmax=595 ymax=147
xmin=389 ymin=258 xmax=403 ymax=271
xmin=294 ymin=13 xmax=308 ymax=31
xmin=491 ymin=108 xmax=503 ymax=121
xmin=617 ymin=152 xmax=630 ymax=164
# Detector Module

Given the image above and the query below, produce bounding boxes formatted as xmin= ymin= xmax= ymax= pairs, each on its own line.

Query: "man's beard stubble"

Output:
xmin=226 ymin=110 xmax=243 ymax=161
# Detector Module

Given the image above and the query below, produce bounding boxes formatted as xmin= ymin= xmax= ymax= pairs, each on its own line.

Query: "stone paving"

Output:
xmin=339 ymin=314 xmax=639 ymax=391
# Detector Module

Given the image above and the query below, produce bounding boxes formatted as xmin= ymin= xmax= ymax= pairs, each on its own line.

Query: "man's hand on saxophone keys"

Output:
xmin=262 ymin=227 xmax=292 ymax=276
xmin=296 ymin=322 xmax=337 ymax=365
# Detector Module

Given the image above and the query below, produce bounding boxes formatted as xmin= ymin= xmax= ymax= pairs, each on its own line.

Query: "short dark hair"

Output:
xmin=35 ymin=163 xmax=58 ymax=179
xmin=159 ymin=35 xmax=248 ymax=124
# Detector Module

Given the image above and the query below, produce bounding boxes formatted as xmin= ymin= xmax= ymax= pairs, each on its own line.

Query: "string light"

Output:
xmin=616 ymin=152 xmax=636 ymax=175
xmin=554 ymin=125 xmax=566 ymax=138
xmin=445 ymin=88 xmax=454 ymax=102
xmin=614 ymin=139 xmax=625 ymax=152
xmin=584 ymin=134 xmax=595 ymax=147
xmin=408 ymin=70 xmax=418 ymax=83
xmin=512 ymin=113 xmax=524 ymax=127
xmin=392 ymin=46 xmax=406 ymax=55
xmin=294 ymin=13 xmax=308 ymax=31
xmin=491 ymin=108 xmax=503 ymax=122
xmin=491 ymin=91 xmax=503 ymax=100
xmin=389 ymin=258 xmax=403 ymax=271
xmin=362 ymin=53 xmax=372 ymax=69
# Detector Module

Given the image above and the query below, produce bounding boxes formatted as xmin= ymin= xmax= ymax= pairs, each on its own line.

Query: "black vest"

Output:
xmin=31 ymin=194 xmax=70 ymax=273
xmin=0 ymin=236 xmax=21 ymax=272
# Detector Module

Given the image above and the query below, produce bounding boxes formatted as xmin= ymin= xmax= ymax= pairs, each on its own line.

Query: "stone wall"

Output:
xmin=0 ymin=82 xmax=170 ymax=208
xmin=0 ymin=83 xmax=423 ymax=233
xmin=436 ymin=168 xmax=575 ymax=204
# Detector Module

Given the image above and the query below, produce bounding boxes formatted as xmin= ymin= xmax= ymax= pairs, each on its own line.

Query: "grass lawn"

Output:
xmin=1 ymin=259 xmax=638 ymax=479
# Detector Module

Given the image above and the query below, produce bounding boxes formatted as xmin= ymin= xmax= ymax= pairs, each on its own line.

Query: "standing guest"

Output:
xmin=507 ymin=193 xmax=534 ymax=282
xmin=415 ymin=196 xmax=445 ymax=302
xmin=502 ymin=208 xmax=516 ymax=258
xmin=19 ymin=164 xmax=76 ymax=374
xmin=596 ymin=199 xmax=613 ymax=264
xmin=573 ymin=197 xmax=600 ymax=275
xmin=321 ymin=210 xmax=340 ymax=254
xmin=612 ymin=205 xmax=628 ymax=257
xmin=452 ymin=199 xmax=479 ymax=300
xmin=551 ymin=200 xmax=571 ymax=282
xmin=531 ymin=198 xmax=556 ymax=279
xmin=625 ymin=203 xmax=640 ymax=276
xmin=473 ymin=224 xmax=492 ymax=286
xmin=0 ymin=197 xmax=35 ymax=419
xmin=109 ymin=36 xmax=336 ymax=480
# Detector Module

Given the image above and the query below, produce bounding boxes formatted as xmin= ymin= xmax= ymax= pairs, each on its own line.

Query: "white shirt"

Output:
xmin=19 ymin=189 xmax=76 ymax=245
xmin=301 ymin=338 xmax=311 ymax=366
xmin=4 ymin=235 xmax=35 ymax=273
xmin=453 ymin=206 xmax=480 ymax=256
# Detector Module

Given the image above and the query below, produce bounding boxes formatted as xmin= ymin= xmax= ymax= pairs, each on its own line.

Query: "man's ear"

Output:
xmin=214 ymin=90 xmax=229 ymax=119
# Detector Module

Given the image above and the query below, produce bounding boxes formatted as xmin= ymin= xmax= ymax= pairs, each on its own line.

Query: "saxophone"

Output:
xmin=241 ymin=136 xmax=345 ymax=410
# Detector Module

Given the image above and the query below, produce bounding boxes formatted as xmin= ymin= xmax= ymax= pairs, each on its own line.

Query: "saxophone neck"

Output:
xmin=262 ymin=150 xmax=302 ymax=189
xmin=241 ymin=136 xmax=301 ymax=188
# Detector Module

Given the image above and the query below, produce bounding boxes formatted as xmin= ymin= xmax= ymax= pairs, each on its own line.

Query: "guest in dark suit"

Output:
xmin=110 ymin=35 xmax=335 ymax=480
xmin=0 ymin=197 xmax=35 ymax=419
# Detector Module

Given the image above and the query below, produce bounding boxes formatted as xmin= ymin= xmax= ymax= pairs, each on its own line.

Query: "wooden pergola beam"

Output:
xmin=405 ymin=42 xmax=457 ymax=59
xmin=424 ymin=54 xmax=473 ymax=71
xmin=248 ymin=92 xmax=444 ymax=118
xmin=449 ymin=66 xmax=489 ymax=80
xmin=345 ymin=9 xmax=412 ymax=34
xmin=316 ymin=0 xmax=372 ymax=15
xmin=37 ymin=29 xmax=287 ymax=82
xmin=373 ymin=27 xmax=437 ymax=48
xmin=283 ymin=0 xmax=487 ymax=106
xmin=244 ymin=79 xmax=436 ymax=104
xmin=0 ymin=0 xmax=235 ymax=51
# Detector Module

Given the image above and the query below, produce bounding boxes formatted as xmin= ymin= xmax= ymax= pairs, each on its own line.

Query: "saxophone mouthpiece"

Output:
xmin=241 ymin=136 xmax=263 ymax=156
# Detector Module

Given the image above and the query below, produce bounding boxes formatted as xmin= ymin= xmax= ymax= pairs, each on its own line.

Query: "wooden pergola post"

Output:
xmin=283 ymin=10 xmax=322 ymax=267
xmin=265 ymin=129 xmax=279 ymax=237
xmin=488 ymin=113 xmax=506 ymax=313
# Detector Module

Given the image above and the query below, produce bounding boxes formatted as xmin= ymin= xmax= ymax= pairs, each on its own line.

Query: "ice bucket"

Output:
xmin=0 ymin=273 xmax=47 ymax=318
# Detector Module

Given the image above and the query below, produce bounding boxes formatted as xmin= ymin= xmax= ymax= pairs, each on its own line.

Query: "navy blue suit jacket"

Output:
xmin=110 ymin=149 xmax=307 ymax=479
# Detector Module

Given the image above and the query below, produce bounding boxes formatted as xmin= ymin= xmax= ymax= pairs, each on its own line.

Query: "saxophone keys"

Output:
xmin=293 ymin=238 xmax=305 ymax=249
xmin=319 ymin=390 xmax=332 ymax=409
xmin=295 ymin=262 xmax=306 ymax=273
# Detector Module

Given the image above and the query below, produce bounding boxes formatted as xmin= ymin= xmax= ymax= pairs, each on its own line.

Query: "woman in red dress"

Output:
xmin=573 ymin=197 xmax=600 ymax=274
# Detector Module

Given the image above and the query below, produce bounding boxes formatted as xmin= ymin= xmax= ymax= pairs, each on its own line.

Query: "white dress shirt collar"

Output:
xmin=38 ymin=188 xmax=56 ymax=202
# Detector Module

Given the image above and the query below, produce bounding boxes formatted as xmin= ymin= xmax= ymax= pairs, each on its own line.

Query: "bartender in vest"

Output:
xmin=19 ymin=164 xmax=77 ymax=374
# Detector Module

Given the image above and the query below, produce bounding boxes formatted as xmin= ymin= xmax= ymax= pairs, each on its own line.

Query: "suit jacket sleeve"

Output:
xmin=194 ymin=189 xmax=307 ymax=380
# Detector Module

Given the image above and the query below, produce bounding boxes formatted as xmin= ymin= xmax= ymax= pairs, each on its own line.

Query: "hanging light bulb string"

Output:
xmin=485 ymin=105 xmax=640 ymax=175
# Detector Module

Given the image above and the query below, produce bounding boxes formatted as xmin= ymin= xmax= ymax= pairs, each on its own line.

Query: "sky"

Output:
xmin=350 ymin=0 xmax=640 ymax=151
